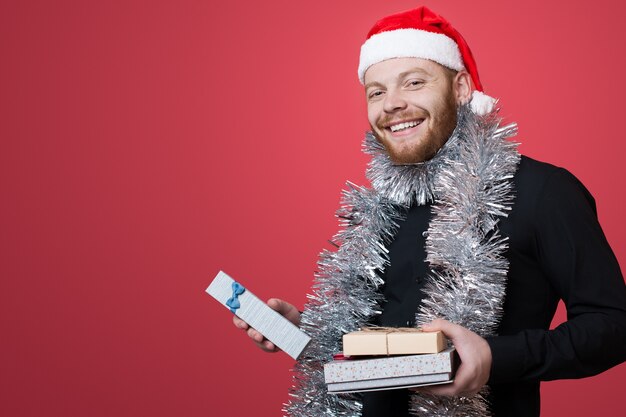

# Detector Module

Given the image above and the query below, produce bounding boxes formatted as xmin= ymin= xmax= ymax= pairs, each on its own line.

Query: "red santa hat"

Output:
xmin=358 ymin=6 xmax=497 ymax=115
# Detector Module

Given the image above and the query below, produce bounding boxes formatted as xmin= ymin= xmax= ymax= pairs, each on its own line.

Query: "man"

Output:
xmin=233 ymin=6 xmax=626 ymax=417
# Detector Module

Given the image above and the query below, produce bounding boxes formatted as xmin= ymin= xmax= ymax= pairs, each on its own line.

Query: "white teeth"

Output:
xmin=389 ymin=120 xmax=420 ymax=132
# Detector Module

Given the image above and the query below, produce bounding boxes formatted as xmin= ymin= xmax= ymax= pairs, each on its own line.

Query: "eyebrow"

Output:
xmin=364 ymin=67 xmax=432 ymax=90
xmin=399 ymin=67 xmax=431 ymax=79
xmin=364 ymin=81 xmax=385 ymax=90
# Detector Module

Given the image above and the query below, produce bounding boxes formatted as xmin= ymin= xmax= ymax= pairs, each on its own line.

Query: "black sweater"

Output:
xmin=362 ymin=156 xmax=626 ymax=417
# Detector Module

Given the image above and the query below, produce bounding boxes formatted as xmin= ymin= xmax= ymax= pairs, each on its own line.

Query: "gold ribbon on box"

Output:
xmin=359 ymin=327 xmax=424 ymax=355
xmin=360 ymin=326 xmax=423 ymax=333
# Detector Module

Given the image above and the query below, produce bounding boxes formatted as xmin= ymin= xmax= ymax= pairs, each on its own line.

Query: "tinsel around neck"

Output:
xmin=364 ymin=105 xmax=516 ymax=208
xmin=284 ymin=104 xmax=521 ymax=417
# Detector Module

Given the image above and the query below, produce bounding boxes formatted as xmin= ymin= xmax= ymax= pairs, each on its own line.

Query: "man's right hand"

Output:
xmin=232 ymin=298 xmax=301 ymax=353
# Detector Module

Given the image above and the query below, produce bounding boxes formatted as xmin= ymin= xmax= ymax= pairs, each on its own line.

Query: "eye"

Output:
xmin=368 ymin=90 xmax=385 ymax=100
xmin=406 ymin=79 xmax=424 ymax=88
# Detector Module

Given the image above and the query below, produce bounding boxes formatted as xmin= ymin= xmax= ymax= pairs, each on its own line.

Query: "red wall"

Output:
xmin=2 ymin=1 xmax=625 ymax=416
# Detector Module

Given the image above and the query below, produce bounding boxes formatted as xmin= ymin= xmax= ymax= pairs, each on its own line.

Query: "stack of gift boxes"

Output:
xmin=324 ymin=328 xmax=457 ymax=393
xmin=207 ymin=272 xmax=457 ymax=394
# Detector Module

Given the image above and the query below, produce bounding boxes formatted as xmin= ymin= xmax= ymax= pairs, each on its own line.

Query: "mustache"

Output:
xmin=376 ymin=110 xmax=428 ymax=128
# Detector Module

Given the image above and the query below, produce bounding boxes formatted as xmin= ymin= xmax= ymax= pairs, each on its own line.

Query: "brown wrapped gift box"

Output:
xmin=342 ymin=328 xmax=445 ymax=356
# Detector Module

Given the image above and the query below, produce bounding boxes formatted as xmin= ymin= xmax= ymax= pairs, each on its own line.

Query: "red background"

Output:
xmin=2 ymin=1 xmax=625 ymax=416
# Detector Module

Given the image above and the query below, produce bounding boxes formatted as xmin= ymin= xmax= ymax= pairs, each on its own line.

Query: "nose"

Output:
xmin=383 ymin=89 xmax=407 ymax=113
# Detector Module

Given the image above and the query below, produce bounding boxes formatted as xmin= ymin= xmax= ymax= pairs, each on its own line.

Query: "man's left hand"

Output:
xmin=413 ymin=319 xmax=492 ymax=397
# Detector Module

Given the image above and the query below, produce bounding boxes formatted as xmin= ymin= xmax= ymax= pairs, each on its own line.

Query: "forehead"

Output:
xmin=363 ymin=57 xmax=447 ymax=85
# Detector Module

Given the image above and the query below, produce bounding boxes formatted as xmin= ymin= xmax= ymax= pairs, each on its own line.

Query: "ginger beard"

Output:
xmin=370 ymin=81 xmax=459 ymax=165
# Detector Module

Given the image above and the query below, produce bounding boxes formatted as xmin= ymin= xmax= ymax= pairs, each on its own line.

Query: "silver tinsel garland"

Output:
xmin=284 ymin=105 xmax=520 ymax=417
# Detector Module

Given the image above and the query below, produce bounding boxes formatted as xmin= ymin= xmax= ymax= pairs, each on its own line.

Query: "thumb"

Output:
xmin=422 ymin=319 xmax=462 ymax=340
xmin=268 ymin=298 xmax=300 ymax=325
xmin=267 ymin=298 xmax=293 ymax=314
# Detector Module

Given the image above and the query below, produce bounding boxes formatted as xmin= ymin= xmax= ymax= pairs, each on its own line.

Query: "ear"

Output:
xmin=453 ymin=70 xmax=473 ymax=105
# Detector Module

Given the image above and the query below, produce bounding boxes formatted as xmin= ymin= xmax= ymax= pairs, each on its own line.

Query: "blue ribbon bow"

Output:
xmin=226 ymin=281 xmax=246 ymax=313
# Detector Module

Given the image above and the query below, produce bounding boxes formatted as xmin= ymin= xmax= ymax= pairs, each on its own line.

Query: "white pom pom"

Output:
xmin=470 ymin=91 xmax=498 ymax=115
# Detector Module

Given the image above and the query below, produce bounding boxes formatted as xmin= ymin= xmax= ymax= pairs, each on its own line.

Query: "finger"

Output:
xmin=411 ymin=381 xmax=457 ymax=397
xmin=422 ymin=319 xmax=463 ymax=341
xmin=426 ymin=362 xmax=476 ymax=396
xmin=419 ymin=383 xmax=458 ymax=396
xmin=253 ymin=339 xmax=279 ymax=353
xmin=232 ymin=315 xmax=249 ymax=330
xmin=262 ymin=340 xmax=277 ymax=351
xmin=421 ymin=318 xmax=451 ymax=332
xmin=247 ymin=327 xmax=265 ymax=343
xmin=268 ymin=298 xmax=301 ymax=324
xmin=426 ymin=384 xmax=478 ymax=397
xmin=267 ymin=298 xmax=290 ymax=314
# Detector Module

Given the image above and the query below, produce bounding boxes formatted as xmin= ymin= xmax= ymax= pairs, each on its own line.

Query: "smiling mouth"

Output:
xmin=387 ymin=119 xmax=424 ymax=133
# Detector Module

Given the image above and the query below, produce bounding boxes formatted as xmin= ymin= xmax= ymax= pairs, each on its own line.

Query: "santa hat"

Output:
xmin=358 ymin=6 xmax=497 ymax=115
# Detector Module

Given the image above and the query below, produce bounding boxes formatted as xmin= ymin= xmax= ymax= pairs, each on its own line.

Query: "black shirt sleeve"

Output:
xmin=487 ymin=168 xmax=626 ymax=384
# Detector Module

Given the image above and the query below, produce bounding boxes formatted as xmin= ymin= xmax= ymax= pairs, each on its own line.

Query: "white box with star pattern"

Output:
xmin=324 ymin=348 xmax=457 ymax=393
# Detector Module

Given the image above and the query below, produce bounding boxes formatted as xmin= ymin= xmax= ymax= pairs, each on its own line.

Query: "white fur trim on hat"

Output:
xmin=358 ymin=28 xmax=465 ymax=84
xmin=470 ymin=90 xmax=497 ymax=116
